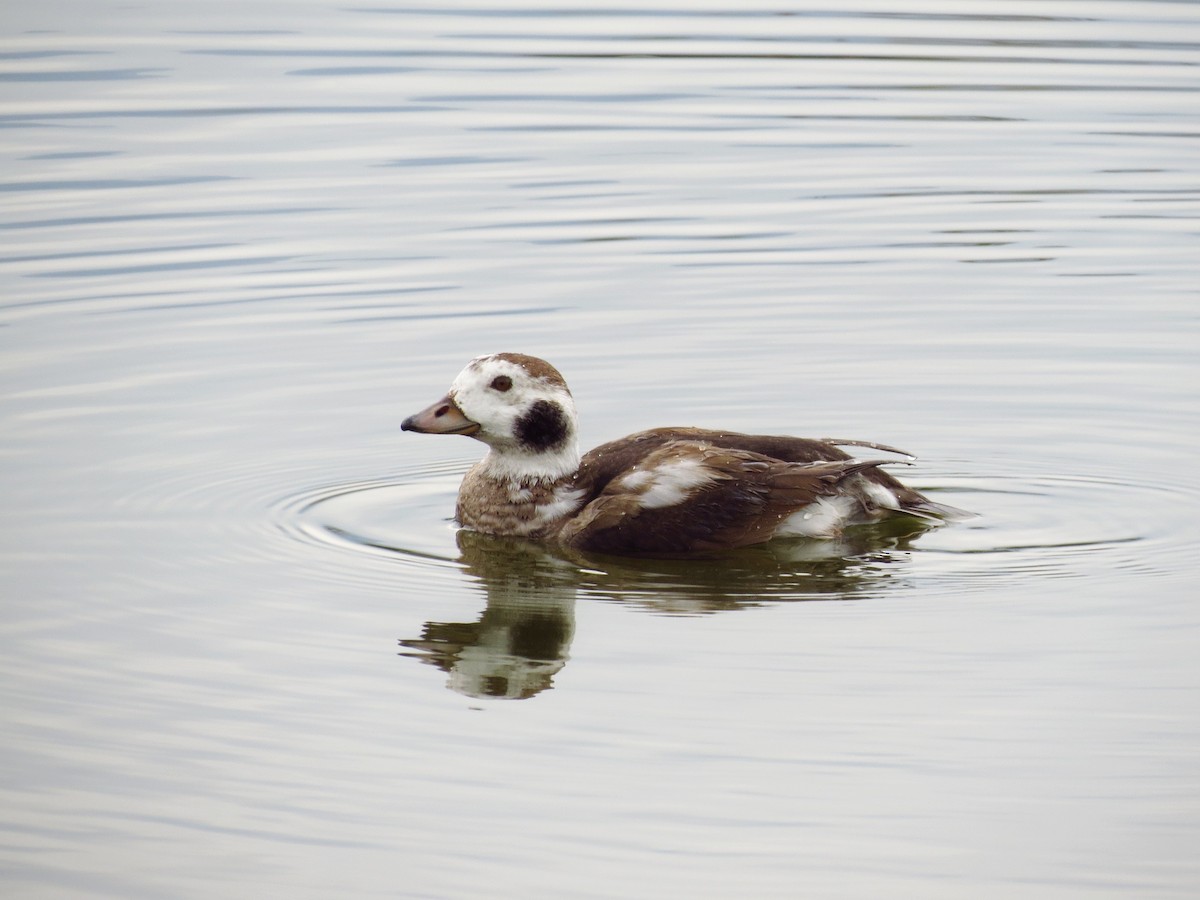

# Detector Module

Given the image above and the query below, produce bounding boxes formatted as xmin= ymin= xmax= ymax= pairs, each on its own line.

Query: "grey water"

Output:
xmin=2 ymin=1 xmax=1199 ymax=897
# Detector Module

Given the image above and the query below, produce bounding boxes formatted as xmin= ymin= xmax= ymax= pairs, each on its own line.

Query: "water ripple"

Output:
xmin=273 ymin=463 xmax=1190 ymax=610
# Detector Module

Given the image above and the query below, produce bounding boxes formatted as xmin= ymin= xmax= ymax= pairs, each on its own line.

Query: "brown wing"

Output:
xmin=559 ymin=441 xmax=895 ymax=556
xmin=572 ymin=427 xmax=930 ymax=518
xmin=574 ymin=427 xmax=852 ymax=495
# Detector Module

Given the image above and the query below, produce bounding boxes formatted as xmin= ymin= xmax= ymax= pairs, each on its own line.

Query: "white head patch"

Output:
xmin=449 ymin=353 xmax=580 ymax=482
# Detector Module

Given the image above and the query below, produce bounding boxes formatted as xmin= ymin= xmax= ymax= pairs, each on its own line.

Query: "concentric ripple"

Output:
xmin=272 ymin=460 xmax=1192 ymax=611
xmin=275 ymin=457 xmax=471 ymax=579
xmin=907 ymin=470 xmax=1197 ymax=592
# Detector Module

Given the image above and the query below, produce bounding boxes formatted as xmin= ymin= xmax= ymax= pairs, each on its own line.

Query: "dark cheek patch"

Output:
xmin=515 ymin=400 xmax=569 ymax=452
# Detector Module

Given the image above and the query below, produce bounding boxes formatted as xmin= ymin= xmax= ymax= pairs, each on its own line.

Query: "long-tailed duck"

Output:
xmin=402 ymin=353 xmax=971 ymax=556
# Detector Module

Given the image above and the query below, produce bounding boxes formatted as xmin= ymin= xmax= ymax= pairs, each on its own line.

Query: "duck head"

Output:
xmin=402 ymin=353 xmax=581 ymax=481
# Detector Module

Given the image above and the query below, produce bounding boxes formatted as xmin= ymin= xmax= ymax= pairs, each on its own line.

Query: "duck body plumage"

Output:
xmin=402 ymin=354 xmax=970 ymax=557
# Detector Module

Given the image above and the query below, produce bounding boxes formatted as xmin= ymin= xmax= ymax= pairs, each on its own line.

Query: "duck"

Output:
xmin=402 ymin=353 xmax=971 ymax=556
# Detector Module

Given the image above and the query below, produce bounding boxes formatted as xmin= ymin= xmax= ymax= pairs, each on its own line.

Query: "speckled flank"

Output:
xmin=456 ymin=464 xmax=585 ymax=537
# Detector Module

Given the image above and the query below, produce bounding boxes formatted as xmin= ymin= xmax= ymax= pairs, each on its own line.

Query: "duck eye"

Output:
xmin=489 ymin=375 xmax=513 ymax=392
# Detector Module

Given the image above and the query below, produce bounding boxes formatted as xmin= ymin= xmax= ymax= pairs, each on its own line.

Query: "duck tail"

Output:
xmin=901 ymin=497 xmax=978 ymax=522
xmin=819 ymin=438 xmax=917 ymax=460
xmin=819 ymin=458 xmax=978 ymax=522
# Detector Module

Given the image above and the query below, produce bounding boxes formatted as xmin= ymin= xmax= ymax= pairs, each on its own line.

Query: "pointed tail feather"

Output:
xmin=819 ymin=438 xmax=917 ymax=460
xmin=822 ymin=458 xmax=913 ymax=482
xmin=810 ymin=458 xmax=977 ymax=522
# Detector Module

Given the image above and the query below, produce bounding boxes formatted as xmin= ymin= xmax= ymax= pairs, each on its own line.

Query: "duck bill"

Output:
xmin=401 ymin=394 xmax=480 ymax=435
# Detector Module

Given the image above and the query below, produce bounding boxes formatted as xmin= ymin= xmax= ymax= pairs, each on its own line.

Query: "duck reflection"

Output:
xmin=399 ymin=530 xmax=579 ymax=700
xmin=399 ymin=518 xmax=937 ymax=699
xmin=571 ymin=516 xmax=934 ymax=615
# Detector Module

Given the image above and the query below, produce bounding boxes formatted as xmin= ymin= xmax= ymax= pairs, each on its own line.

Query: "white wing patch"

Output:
xmin=859 ymin=478 xmax=900 ymax=511
xmin=776 ymin=496 xmax=857 ymax=538
xmin=618 ymin=469 xmax=654 ymax=491
xmin=624 ymin=457 xmax=716 ymax=510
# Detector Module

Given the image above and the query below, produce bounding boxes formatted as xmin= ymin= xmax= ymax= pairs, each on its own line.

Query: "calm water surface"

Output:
xmin=2 ymin=1 xmax=1199 ymax=898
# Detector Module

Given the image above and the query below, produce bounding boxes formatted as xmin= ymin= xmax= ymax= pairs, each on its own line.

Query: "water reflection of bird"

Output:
xmin=566 ymin=515 xmax=934 ymax=615
xmin=402 ymin=353 xmax=972 ymax=557
xmin=398 ymin=518 xmax=934 ymax=699
xmin=398 ymin=530 xmax=577 ymax=700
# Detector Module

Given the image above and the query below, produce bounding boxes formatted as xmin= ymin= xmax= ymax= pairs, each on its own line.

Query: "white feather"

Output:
xmin=635 ymin=458 xmax=716 ymax=509
xmin=530 ymin=486 xmax=587 ymax=531
xmin=776 ymin=496 xmax=857 ymax=538
xmin=618 ymin=469 xmax=654 ymax=491
xmin=860 ymin=478 xmax=900 ymax=511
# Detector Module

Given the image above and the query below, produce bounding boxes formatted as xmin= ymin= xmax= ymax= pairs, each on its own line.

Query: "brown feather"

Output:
xmin=408 ymin=356 xmax=974 ymax=556
xmin=557 ymin=441 xmax=903 ymax=556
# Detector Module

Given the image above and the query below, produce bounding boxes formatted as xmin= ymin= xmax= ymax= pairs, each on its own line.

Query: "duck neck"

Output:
xmin=457 ymin=440 xmax=585 ymax=538
xmin=478 ymin=439 xmax=581 ymax=486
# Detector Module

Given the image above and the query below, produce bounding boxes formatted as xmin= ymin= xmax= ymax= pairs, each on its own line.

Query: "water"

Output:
xmin=3 ymin=1 xmax=1199 ymax=897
